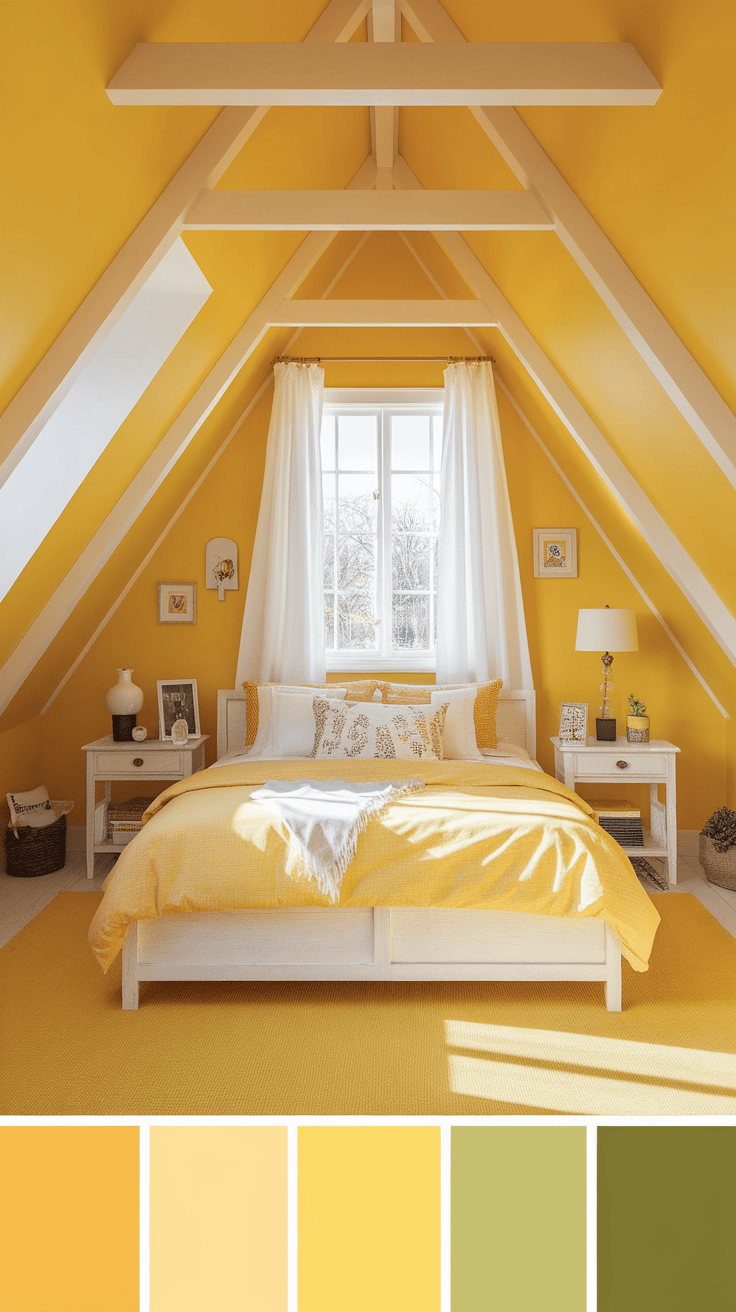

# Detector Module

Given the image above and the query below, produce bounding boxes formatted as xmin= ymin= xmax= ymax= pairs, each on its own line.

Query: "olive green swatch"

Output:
xmin=452 ymin=1127 xmax=586 ymax=1311
xmin=598 ymin=1127 xmax=736 ymax=1312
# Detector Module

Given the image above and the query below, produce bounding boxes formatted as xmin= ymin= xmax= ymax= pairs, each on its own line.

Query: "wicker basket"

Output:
xmin=4 ymin=802 xmax=73 ymax=878
xmin=699 ymin=835 xmax=736 ymax=891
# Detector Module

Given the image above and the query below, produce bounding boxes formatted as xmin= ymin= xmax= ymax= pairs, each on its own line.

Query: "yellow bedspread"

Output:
xmin=88 ymin=759 xmax=660 ymax=973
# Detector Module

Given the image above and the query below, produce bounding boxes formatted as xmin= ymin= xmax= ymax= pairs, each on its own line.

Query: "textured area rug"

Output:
xmin=2 ymin=893 xmax=736 ymax=1117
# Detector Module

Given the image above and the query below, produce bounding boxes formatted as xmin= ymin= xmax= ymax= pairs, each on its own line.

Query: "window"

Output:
xmin=321 ymin=389 xmax=444 ymax=671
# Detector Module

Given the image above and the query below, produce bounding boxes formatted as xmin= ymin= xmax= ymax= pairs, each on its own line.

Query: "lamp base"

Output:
xmin=596 ymin=717 xmax=617 ymax=742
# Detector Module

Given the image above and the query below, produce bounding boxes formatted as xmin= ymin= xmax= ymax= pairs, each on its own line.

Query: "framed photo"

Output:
xmin=559 ymin=702 xmax=588 ymax=744
xmin=157 ymin=680 xmax=201 ymax=741
xmin=158 ymin=582 xmax=196 ymax=624
xmin=533 ymin=528 xmax=578 ymax=578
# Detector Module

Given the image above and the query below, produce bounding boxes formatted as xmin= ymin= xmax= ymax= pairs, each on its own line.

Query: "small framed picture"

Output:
xmin=157 ymin=680 xmax=201 ymax=741
xmin=158 ymin=582 xmax=196 ymax=624
xmin=559 ymin=702 xmax=588 ymax=743
xmin=533 ymin=528 xmax=577 ymax=578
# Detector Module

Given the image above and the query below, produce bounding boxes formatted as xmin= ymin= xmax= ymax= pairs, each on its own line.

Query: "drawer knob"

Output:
xmin=133 ymin=757 xmax=144 ymax=767
xmin=615 ymin=759 xmax=629 ymax=770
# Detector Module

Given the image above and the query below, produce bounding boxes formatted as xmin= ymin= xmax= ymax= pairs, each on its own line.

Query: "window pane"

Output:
xmin=338 ymin=473 xmax=377 ymax=532
xmin=338 ymin=415 xmax=377 ymax=471
xmin=324 ymin=592 xmax=335 ymax=648
xmin=392 ymin=415 xmax=430 ymax=470
xmin=320 ymin=415 xmax=335 ymax=469
xmin=337 ymin=591 xmax=377 ymax=649
xmin=432 ymin=415 xmax=443 ymax=471
xmin=392 ymin=472 xmax=431 ymax=532
xmin=337 ymin=534 xmax=374 ymax=592
xmin=392 ymin=594 xmax=430 ymax=650
xmin=392 ymin=536 xmax=430 ymax=591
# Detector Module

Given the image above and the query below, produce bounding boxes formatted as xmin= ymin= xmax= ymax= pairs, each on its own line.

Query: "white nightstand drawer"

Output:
xmin=574 ymin=752 xmax=667 ymax=777
xmin=93 ymin=750 xmax=184 ymax=776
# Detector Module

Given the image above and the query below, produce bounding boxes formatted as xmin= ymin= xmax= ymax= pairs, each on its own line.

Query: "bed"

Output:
xmin=89 ymin=688 xmax=659 ymax=1011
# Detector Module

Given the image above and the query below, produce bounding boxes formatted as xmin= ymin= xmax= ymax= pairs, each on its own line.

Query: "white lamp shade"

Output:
xmin=575 ymin=608 xmax=638 ymax=653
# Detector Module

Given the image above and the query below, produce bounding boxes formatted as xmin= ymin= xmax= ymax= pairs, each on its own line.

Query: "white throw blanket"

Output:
xmin=251 ymin=778 xmax=424 ymax=902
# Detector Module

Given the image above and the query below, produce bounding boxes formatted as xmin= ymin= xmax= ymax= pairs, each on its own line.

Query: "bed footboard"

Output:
xmin=121 ymin=908 xmax=622 ymax=1011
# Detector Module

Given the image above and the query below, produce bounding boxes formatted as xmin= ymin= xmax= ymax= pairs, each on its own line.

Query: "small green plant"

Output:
xmin=628 ymin=694 xmax=647 ymax=717
xmin=701 ymin=806 xmax=736 ymax=853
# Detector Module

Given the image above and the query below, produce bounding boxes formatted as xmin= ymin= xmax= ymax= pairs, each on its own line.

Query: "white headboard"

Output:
xmin=217 ymin=688 xmax=536 ymax=760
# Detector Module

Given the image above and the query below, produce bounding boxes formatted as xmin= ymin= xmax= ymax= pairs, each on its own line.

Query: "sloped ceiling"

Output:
xmin=1 ymin=0 xmax=735 ymax=731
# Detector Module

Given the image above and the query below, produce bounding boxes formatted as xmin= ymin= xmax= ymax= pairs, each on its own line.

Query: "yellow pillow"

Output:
xmin=375 ymin=678 xmax=503 ymax=749
xmin=241 ymin=679 xmax=379 ymax=746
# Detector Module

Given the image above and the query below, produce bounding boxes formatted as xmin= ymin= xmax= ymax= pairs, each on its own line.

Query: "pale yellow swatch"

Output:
xmin=0 ymin=1126 xmax=138 ymax=1312
xmin=150 ymin=1125 xmax=287 ymax=1312
xmin=298 ymin=1126 xmax=440 ymax=1312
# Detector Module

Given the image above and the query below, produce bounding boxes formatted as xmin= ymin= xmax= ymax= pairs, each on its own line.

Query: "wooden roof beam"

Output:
xmin=400 ymin=0 xmax=736 ymax=491
xmin=270 ymin=299 xmax=494 ymax=326
xmin=106 ymin=42 xmax=662 ymax=107
xmin=184 ymin=188 xmax=552 ymax=231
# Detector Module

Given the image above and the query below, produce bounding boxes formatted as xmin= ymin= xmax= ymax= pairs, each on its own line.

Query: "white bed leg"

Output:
xmin=603 ymin=926 xmax=622 ymax=1011
xmin=122 ymin=922 xmax=140 ymax=1011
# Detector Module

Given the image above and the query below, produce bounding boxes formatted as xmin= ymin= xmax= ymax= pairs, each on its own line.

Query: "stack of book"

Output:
xmin=590 ymin=798 xmax=644 ymax=848
xmin=107 ymin=796 xmax=151 ymax=846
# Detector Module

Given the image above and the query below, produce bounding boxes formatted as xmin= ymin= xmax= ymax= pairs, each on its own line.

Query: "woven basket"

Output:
xmin=699 ymin=835 xmax=736 ymax=891
xmin=4 ymin=802 xmax=73 ymax=878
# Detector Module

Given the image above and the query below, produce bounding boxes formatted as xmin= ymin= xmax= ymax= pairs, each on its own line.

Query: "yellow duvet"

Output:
xmin=88 ymin=758 xmax=660 ymax=973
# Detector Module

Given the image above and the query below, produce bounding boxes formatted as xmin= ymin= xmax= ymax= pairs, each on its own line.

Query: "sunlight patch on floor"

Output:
xmin=445 ymin=1019 xmax=736 ymax=1114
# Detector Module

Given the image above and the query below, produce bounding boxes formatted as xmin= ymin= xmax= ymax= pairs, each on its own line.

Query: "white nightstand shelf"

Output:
xmin=82 ymin=734 xmax=208 ymax=879
xmin=551 ymin=736 xmax=680 ymax=885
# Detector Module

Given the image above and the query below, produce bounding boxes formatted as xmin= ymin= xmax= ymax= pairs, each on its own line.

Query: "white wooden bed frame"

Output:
xmin=121 ymin=688 xmax=622 ymax=1010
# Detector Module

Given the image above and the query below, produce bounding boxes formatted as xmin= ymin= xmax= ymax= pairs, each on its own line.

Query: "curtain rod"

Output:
xmin=272 ymin=354 xmax=495 ymax=365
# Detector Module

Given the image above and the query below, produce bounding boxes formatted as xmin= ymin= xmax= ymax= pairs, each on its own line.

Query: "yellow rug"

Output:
xmin=2 ymin=892 xmax=736 ymax=1116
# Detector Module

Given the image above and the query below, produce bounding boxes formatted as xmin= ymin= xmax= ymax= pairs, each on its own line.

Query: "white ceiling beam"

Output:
xmin=369 ymin=0 xmax=400 ymax=178
xmin=400 ymin=0 xmax=736 ymax=492
xmin=0 ymin=0 xmax=369 ymax=495
xmin=0 ymin=153 xmax=377 ymax=718
xmin=393 ymin=155 xmax=736 ymax=665
xmin=106 ymin=42 xmax=662 ymax=107
xmin=184 ymin=188 xmax=552 ymax=230
xmin=270 ymin=298 xmax=493 ymax=326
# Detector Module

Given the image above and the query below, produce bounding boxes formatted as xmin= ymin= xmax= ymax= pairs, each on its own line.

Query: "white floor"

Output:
xmin=1 ymin=850 xmax=736 ymax=953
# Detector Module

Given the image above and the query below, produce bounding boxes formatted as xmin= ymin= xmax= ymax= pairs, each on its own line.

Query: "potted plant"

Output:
xmin=699 ymin=806 xmax=736 ymax=891
xmin=626 ymin=694 xmax=650 ymax=743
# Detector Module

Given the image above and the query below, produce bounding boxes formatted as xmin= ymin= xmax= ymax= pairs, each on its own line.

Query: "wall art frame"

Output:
xmin=533 ymin=528 xmax=578 ymax=578
xmin=158 ymin=582 xmax=196 ymax=624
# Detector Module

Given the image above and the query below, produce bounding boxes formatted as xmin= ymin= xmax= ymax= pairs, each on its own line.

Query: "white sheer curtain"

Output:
xmin=436 ymin=361 xmax=533 ymax=688
xmin=235 ymin=361 xmax=326 ymax=686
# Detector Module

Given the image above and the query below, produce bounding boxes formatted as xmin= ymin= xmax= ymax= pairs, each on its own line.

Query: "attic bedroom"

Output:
xmin=1 ymin=0 xmax=736 ymax=1117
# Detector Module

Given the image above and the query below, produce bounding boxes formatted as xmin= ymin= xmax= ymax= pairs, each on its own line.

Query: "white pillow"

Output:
xmin=430 ymin=688 xmax=482 ymax=760
xmin=310 ymin=696 xmax=448 ymax=761
xmin=251 ymin=685 xmax=347 ymax=757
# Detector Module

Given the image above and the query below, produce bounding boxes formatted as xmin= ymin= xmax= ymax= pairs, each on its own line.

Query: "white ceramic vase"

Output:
xmin=106 ymin=669 xmax=144 ymax=715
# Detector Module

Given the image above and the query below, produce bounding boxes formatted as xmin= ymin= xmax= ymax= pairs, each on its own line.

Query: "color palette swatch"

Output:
xmin=150 ymin=1126 xmax=287 ymax=1312
xmin=298 ymin=1126 xmax=441 ymax=1312
xmin=452 ymin=1126 xmax=586 ymax=1311
xmin=598 ymin=1126 xmax=736 ymax=1312
xmin=0 ymin=1126 xmax=139 ymax=1312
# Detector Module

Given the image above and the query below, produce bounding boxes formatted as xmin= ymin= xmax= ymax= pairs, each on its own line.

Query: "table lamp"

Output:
xmin=575 ymin=607 xmax=638 ymax=740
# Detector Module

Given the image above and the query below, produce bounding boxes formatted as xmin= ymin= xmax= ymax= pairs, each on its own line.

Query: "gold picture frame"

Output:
xmin=533 ymin=528 xmax=578 ymax=578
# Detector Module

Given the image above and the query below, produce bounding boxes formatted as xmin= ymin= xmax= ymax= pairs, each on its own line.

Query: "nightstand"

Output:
xmin=81 ymin=734 xmax=208 ymax=879
xmin=550 ymin=736 xmax=680 ymax=885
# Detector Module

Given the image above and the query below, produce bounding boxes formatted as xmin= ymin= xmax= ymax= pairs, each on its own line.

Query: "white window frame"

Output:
xmin=323 ymin=388 xmax=444 ymax=673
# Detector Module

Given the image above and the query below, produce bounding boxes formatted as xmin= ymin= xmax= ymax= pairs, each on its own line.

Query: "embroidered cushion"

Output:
xmin=376 ymin=678 xmax=503 ymax=749
xmin=310 ymin=696 xmax=449 ymax=761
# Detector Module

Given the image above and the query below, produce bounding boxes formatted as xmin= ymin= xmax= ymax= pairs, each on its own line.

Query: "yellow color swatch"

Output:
xmin=0 ymin=1126 xmax=139 ymax=1312
xmin=150 ymin=1125 xmax=287 ymax=1312
xmin=298 ymin=1126 xmax=440 ymax=1312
